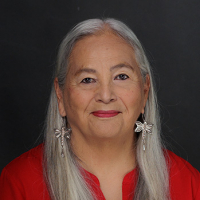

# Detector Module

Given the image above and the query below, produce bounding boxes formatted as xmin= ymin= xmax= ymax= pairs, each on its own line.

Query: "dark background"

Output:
xmin=0 ymin=0 xmax=200 ymax=173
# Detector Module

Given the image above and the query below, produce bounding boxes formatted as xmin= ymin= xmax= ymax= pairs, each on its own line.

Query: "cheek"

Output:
xmin=63 ymin=87 xmax=93 ymax=114
xmin=119 ymin=86 xmax=144 ymax=111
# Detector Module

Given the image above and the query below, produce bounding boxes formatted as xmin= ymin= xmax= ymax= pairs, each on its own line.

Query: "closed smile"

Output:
xmin=92 ymin=110 xmax=121 ymax=118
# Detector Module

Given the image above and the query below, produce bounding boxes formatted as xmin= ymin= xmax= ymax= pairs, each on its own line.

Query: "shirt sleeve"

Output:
xmin=0 ymin=145 xmax=50 ymax=200
xmin=167 ymin=150 xmax=200 ymax=200
xmin=194 ymin=171 xmax=200 ymax=199
xmin=0 ymin=167 xmax=25 ymax=200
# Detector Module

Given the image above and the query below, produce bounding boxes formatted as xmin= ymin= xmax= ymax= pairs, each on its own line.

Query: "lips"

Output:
xmin=92 ymin=110 xmax=120 ymax=118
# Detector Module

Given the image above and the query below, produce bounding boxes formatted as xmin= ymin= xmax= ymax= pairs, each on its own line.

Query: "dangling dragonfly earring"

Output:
xmin=54 ymin=117 xmax=72 ymax=157
xmin=135 ymin=114 xmax=153 ymax=151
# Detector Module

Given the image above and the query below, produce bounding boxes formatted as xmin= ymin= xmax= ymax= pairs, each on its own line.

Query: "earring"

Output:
xmin=135 ymin=114 xmax=153 ymax=151
xmin=54 ymin=117 xmax=72 ymax=157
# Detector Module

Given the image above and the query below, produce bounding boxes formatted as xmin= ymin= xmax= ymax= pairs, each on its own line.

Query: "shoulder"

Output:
xmin=0 ymin=144 xmax=49 ymax=200
xmin=166 ymin=150 xmax=199 ymax=177
xmin=166 ymin=150 xmax=200 ymax=199
xmin=4 ymin=143 xmax=44 ymax=179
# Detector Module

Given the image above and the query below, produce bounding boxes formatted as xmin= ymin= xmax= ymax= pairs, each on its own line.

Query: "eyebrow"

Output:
xmin=74 ymin=68 xmax=96 ymax=76
xmin=74 ymin=63 xmax=134 ymax=76
xmin=110 ymin=63 xmax=135 ymax=72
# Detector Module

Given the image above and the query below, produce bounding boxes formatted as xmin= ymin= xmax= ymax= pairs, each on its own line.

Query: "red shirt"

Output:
xmin=0 ymin=144 xmax=200 ymax=200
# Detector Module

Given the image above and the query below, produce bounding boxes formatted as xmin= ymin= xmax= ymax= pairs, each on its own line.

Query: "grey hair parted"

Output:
xmin=44 ymin=18 xmax=170 ymax=200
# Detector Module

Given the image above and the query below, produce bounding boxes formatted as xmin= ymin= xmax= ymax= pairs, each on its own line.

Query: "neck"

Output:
xmin=71 ymin=132 xmax=137 ymax=177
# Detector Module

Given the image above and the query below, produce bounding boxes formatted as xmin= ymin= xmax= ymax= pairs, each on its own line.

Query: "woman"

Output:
xmin=0 ymin=18 xmax=199 ymax=200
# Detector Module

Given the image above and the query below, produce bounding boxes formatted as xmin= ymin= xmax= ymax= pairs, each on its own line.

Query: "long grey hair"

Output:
xmin=44 ymin=18 xmax=170 ymax=200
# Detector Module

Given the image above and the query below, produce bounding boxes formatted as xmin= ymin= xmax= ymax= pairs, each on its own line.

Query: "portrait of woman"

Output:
xmin=0 ymin=18 xmax=199 ymax=200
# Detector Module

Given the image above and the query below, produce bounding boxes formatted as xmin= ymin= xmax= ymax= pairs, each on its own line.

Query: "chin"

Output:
xmin=90 ymin=125 xmax=123 ymax=139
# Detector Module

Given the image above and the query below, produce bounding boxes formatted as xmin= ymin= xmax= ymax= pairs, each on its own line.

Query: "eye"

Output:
xmin=115 ymin=74 xmax=129 ymax=80
xmin=81 ymin=78 xmax=96 ymax=84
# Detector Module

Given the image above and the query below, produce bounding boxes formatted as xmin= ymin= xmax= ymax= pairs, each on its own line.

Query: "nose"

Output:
xmin=95 ymin=82 xmax=117 ymax=104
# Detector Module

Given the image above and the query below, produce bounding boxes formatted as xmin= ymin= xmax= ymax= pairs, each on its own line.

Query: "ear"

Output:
xmin=54 ymin=78 xmax=67 ymax=117
xmin=141 ymin=74 xmax=150 ymax=114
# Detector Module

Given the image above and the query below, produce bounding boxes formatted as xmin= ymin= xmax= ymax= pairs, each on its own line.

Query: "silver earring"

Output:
xmin=135 ymin=114 xmax=153 ymax=151
xmin=54 ymin=117 xmax=72 ymax=157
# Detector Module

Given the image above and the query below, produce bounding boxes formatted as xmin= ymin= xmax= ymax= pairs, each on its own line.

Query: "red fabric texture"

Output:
xmin=0 ymin=144 xmax=200 ymax=200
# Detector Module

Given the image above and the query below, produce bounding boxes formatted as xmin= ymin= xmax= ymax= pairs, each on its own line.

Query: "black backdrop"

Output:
xmin=1 ymin=0 xmax=200 ymax=173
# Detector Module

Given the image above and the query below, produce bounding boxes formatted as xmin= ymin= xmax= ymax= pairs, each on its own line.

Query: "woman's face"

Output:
xmin=55 ymin=32 xmax=150 ymax=140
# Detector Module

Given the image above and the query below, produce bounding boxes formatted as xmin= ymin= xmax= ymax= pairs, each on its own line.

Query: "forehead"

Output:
xmin=68 ymin=32 xmax=138 ymax=73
